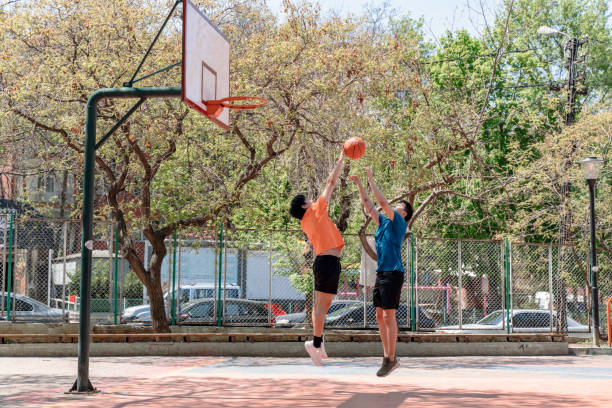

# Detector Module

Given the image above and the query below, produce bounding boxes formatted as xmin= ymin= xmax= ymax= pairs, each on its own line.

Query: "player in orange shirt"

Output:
xmin=289 ymin=151 xmax=345 ymax=366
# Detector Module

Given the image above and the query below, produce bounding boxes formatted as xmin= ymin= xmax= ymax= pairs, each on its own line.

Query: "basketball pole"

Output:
xmin=70 ymin=86 xmax=181 ymax=393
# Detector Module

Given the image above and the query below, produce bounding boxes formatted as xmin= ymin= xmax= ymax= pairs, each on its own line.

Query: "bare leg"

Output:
xmin=376 ymin=307 xmax=389 ymax=357
xmin=312 ymin=290 xmax=334 ymax=337
xmin=383 ymin=309 xmax=398 ymax=362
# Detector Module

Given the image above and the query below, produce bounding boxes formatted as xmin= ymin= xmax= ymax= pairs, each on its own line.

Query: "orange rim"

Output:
xmin=203 ymin=96 xmax=267 ymax=119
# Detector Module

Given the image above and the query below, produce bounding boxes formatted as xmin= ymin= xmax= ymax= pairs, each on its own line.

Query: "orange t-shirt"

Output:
xmin=300 ymin=196 xmax=344 ymax=256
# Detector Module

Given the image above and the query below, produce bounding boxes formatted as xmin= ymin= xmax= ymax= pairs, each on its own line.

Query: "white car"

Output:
xmin=437 ymin=309 xmax=590 ymax=337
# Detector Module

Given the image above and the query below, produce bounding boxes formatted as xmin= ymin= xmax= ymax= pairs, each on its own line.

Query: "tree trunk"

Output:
xmin=147 ymin=251 xmax=170 ymax=333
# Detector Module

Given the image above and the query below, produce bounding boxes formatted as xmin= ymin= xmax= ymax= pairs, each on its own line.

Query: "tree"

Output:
xmin=1 ymin=0 xmax=410 ymax=331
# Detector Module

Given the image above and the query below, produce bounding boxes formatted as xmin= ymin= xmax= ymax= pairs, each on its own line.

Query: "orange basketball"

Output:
xmin=343 ymin=137 xmax=366 ymax=159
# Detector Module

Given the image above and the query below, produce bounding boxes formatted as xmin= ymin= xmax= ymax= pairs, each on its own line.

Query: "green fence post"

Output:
xmin=113 ymin=227 xmax=119 ymax=325
xmin=504 ymin=238 xmax=511 ymax=334
xmin=410 ymin=234 xmax=416 ymax=331
xmin=6 ymin=214 xmax=14 ymax=321
xmin=171 ymin=231 xmax=177 ymax=326
xmin=217 ymin=223 xmax=223 ymax=327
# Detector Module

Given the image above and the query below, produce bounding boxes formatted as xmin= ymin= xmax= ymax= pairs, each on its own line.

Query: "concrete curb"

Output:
xmin=0 ymin=341 xmax=568 ymax=357
xmin=568 ymin=346 xmax=612 ymax=356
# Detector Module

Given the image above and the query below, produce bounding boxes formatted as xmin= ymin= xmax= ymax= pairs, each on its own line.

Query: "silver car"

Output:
xmin=437 ymin=309 xmax=590 ymax=337
xmin=1 ymin=292 xmax=64 ymax=322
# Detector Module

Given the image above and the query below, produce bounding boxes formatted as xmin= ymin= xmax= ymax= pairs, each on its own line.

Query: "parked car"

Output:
xmin=324 ymin=303 xmax=436 ymax=329
xmin=180 ymin=298 xmax=272 ymax=326
xmin=275 ymin=300 xmax=362 ymax=328
xmin=436 ymin=309 xmax=590 ymax=337
xmin=0 ymin=292 xmax=64 ymax=322
xmin=122 ymin=283 xmax=242 ymax=322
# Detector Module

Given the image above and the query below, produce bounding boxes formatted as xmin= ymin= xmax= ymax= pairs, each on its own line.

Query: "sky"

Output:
xmin=265 ymin=0 xmax=504 ymax=39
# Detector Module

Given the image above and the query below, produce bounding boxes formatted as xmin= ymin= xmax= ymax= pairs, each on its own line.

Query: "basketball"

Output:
xmin=343 ymin=137 xmax=366 ymax=159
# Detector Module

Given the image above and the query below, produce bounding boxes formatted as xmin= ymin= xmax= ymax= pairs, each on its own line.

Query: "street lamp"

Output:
xmin=579 ymin=156 xmax=604 ymax=346
xmin=537 ymin=25 xmax=569 ymax=38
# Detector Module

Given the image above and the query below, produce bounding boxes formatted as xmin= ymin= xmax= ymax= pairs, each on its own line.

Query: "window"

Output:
xmin=225 ymin=303 xmax=240 ymax=316
xmin=16 ymin=299 xmax=33 ymax=311
xmin=513 ymin=312 xmax=550 ymax=328
xmin=181 ymin=289 xmax=190 ymax=304
xmin=45 ymin=176 xmax=55 ymax=193
xmin=2 ymin=297 xmax=33 ymax=312
xmin=189 ymin=302 xmax=213 ymax=318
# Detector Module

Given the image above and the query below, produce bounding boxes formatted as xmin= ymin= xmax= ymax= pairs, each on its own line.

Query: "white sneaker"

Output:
xmin=304 ymin=340 xmax=323 ymax=366
xmin=320 ymin=341 xmax=328 ymax=359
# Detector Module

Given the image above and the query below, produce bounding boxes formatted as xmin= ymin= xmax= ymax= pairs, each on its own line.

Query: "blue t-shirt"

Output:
xmin=375 ymin=211 xmax=407 ymax=273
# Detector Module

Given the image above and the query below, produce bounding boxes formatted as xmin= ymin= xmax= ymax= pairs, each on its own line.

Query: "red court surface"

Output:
xmin=0 ymin=355 xmax=610 ymax=407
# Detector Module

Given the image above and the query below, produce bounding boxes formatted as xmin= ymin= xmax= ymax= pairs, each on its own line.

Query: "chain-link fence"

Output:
xmin=0 ymin=217 xmax=605 ymax=339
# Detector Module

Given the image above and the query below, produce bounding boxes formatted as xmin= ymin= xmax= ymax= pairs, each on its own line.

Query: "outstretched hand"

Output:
xmin=348 ymin=174 xmax=360 ymax=184
xmin=365 ymin=167 xmax=373 ymax=180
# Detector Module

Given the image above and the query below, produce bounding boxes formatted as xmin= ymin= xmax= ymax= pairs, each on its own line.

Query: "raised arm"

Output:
xmin=321 ymin=151 xmax=345 ymax=203
xmin=366 ymin=168 xmax=394 ymax=220
xmin=348 ymin=175 xmax=380 ymax=226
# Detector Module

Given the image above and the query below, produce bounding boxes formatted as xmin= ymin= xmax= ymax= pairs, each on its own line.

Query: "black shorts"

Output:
xmin=313 ymin=255 xmax=341 ymax=294
xmin=373 ymin=270 xmax=404 ymax=310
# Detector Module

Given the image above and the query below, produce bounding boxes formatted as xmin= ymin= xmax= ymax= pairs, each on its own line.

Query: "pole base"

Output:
xmin=67 ymin=379 xmax=98 ymax=394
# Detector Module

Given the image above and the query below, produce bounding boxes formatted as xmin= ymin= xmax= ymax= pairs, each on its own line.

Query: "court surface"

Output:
xmin=0 ymin=355 xmax=611 ymax=407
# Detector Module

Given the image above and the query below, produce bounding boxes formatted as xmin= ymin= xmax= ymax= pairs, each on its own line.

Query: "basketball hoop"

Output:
xmin=203 ymin=96 xmax=267 ymax=119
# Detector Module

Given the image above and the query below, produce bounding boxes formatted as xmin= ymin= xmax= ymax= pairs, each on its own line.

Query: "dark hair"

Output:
xmin=399 ymin=200 xmax=413 ymax=222
xmin=290 ymin=194 xmax=307 ymax=220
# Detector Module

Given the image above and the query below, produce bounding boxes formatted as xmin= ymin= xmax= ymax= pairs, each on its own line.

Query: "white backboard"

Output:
xmin=182 ymin=0 xmax=230 ymax=130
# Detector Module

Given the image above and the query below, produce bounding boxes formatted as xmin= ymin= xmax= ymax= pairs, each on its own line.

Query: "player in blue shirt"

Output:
xmin=349 ymin=168 xmax=413 ymax=377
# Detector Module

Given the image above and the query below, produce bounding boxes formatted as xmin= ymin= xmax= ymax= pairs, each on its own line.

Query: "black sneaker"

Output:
xmin=376 ymin=357 xmax=390 ymax=377
xmin=376 ymin=357 xmax=400 ymax=377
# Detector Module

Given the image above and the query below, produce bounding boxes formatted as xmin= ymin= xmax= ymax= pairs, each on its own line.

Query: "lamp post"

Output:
xmin=579 ymin=156 xmax=604 ymax=346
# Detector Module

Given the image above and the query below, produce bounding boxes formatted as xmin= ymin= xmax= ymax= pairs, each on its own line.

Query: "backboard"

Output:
xmin=182 ymin=0 xmax=230 ymax=130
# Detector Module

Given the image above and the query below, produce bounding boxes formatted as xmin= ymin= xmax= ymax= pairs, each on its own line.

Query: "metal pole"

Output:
xmin=217 ymin=223 xmax=223 ymax=326
xmin=509 ymin=241 xmax=514 ymax=333
xmin=410 ymin=235 xmax=416 ymax=331
xmin=222 ymin=243 xmax=227 ymax=325
xmin=1 ymin=215 xmax=6 ymax=318
xmin=458 ymin=240 xmax=462 ymax=330
xmin=72 ymin=86 xmax=181 ymax=393
xmin=588 ymin=179 xmax=600 ymax=346
xmin=166 ymin=240 xmax=171 ymax=318
xmin=143 ymin=240 xmax=150 ymax=303
xmin=113 ymin=226 xmax=119 ymax=325
xmin=268 ymin=231 xmax=272 ymax=326
xmin=62 ymin=222 xmax=67 ymax=320
xmin=171 ymin=231 xmax=177 ymax=325
xmin=177 ymin=236 xmax=182 ymax=319
xmin=48 ymin=249 xmax=53 ymax=307
xmin=414 ymin=236 xmax=419 ymax=330
xmin=548 ymin=245 xmax=554 ymax=332
xmin=504 ymin=238 xmax=511 ymax=334
xmin=6 ymin=214 xmax=14 ymax=321
xmin=12 ymin=219 xmax=18 ymax=319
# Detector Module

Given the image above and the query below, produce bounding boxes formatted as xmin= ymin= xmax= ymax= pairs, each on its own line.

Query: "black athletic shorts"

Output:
xmin=313 ymin=255 xmax=341 ymax=294
xmin=373 ymin=270 xmax=404 ymax=310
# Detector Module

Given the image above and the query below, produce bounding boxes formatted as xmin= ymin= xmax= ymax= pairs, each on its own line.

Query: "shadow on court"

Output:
xmin=0 ymin=356 xmax=611 ymax=407
xmin=0 ymin=376 xmax=594 ymax=408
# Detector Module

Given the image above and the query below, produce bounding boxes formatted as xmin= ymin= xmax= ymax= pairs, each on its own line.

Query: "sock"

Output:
xmin=313 ymin=336 xmax=323 ymax=348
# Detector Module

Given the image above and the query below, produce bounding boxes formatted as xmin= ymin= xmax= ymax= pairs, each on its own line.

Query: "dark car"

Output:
xmin=275 ymin=300 xmax=362 ymax=328
xmin=325 ymin=303 xmax=436 ymax=329
xmin=180 ymin=298 xmax=273 ymax=326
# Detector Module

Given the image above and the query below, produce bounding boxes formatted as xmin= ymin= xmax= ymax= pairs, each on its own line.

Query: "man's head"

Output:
xmin=394 ymin=200 xmax=413 ymax=222
xmin=290 ymin=194 xmax=313 ymax=220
